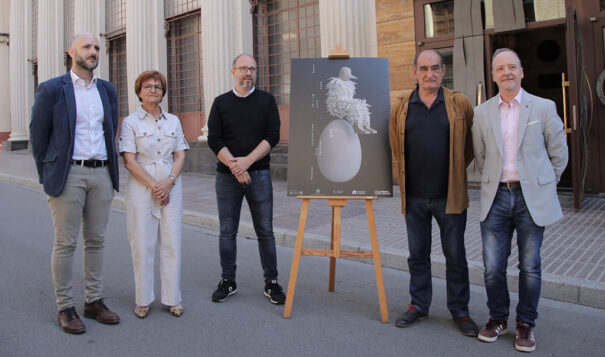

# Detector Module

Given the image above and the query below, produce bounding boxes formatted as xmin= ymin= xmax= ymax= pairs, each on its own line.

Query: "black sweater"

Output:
xmin=207 ymin=89 xmax=281 ymax=174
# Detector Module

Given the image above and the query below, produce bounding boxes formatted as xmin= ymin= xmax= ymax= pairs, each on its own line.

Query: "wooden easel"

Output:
xmin=282 ymin=195 xmax=389 ymax=322
xmin=283 ymin=46 xmax=388 ymax=322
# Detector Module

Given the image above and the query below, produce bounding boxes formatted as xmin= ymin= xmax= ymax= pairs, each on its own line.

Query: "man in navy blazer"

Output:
xmin=472 ymin=48 xmax=568 ymax=352
xmin=30 ymin=33 xmax=121 ymax=334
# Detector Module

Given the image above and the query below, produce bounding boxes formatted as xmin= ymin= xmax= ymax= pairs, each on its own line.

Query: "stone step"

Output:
xmin=184 ymin=141 xmax=290 ymax=180
xmin=270 ymin=152 xmax=288 ymax=165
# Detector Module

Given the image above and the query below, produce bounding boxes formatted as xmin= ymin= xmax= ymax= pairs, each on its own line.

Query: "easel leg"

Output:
xmin=328 ymin=200 xmax=345 ymax=292
xmin=283 ymin=198 xmax=310 ymax=318
xmin=329 ymin=206 xmax=336 ymax=292
xmin=365 ymin=199 xmax=389 ymax=323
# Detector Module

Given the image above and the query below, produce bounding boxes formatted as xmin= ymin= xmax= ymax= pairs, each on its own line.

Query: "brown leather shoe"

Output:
xmin=58 ymin=307 xmax=86 ymax=334
xmin=83 ymin=299 xmax=120 ymax=325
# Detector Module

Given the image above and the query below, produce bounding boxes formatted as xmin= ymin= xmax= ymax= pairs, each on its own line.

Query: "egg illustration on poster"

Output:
xmin=317 ymin=67 xmax=377 ymax=182
xmin=287 ymin=58 xmax=393 ymax=198
xmin=317 ymin=118 xmax=362 ymax=182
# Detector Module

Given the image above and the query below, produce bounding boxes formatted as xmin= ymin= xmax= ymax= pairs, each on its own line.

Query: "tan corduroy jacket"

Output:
xmin=389 ymin=87 xmax=474 ymax=215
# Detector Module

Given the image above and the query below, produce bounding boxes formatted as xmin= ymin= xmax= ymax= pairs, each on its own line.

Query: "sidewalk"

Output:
xmin=1 ymin=149 xmax=604 ymax=308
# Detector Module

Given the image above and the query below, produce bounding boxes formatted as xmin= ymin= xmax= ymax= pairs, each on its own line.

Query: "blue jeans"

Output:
xmin=404 ymin=195 xmax=470 ymax=318
xmin=215 ymin=169 xmax=278 ymax=282
xmin=481 ymin=187 xmax=544 ymax=326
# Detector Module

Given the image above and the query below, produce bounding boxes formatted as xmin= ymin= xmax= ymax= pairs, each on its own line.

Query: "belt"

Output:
xmin=499 ymin=181 xmax=521 ymax=189
xmin=71 ymin=159 xmax=108 ymax=167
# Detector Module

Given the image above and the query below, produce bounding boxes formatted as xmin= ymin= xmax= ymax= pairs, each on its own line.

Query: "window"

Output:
xmin=108 ymin=36 xmax=128 ymax=119
xmin=415 ymin=1 xmax=454 ymax=49
xmin=105 ymin=0 xmax=126 ymax=37
xmin=482 ymin=0 xmax=565 ymax=28
xmin=482 ymin=0 xmax=494 ymax=29
xmin=436 ymin=47 xmax=453 ymax=89
xmin=414 ymin=1 xmax=454 ymax=89
xmin=32 ymin=0 xmax=38 ymax=60
xmin=166 ymin=13 xmax=204 ymax=116
xmin=253 ymin=0 xmax=320 ymax=105
xmin=164 ymin=0 xmax=200 ymax=18
xmin=522 ymin=0 xmax=565 ymax=22
xmin=64 ymin=0 xmax=74 ymax=72
xmin=424 ymin=0 xmax=454 ymax=38
xmin=106 ymin=0 xmax=127 ymax=118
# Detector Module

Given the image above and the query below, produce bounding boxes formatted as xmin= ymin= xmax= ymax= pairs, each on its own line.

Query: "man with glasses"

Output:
xmin=30 ymin=33 xmax=120 ymax=334
xmin=207 ymin=53 xmax=285 ymax=305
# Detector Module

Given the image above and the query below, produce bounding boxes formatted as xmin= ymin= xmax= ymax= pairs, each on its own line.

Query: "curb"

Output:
xmin=1 ymin=173 xmax=604 ymax=309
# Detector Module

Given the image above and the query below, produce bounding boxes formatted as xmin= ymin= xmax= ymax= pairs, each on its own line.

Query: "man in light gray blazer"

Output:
xmin=471 ymin=48 xmax=568 ymax=353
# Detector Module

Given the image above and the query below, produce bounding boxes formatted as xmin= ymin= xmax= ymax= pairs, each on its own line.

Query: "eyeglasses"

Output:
xmin=234 ymin=66 xmax=257 ymax=74
xmin=142 ymin=84 xmax=163 ymax=91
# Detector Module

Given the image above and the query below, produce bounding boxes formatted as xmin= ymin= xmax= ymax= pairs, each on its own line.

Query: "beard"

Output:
xmin=239 ymin=77 xmax=255 ymax=90
xmin=75 ymin=54 xmax=99 ymax=71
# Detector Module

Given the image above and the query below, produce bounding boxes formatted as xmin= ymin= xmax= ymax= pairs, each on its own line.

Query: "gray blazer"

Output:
xmin=471 ymin=90 xmax=568 ymax=226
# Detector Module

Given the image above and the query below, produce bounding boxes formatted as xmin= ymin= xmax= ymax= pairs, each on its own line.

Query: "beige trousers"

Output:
xmin=47 ymin=165 xmax=114 ymax=311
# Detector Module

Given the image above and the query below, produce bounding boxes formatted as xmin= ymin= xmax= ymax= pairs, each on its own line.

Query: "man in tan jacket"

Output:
xmin=389 ymin=49 xmax=477 ymax=336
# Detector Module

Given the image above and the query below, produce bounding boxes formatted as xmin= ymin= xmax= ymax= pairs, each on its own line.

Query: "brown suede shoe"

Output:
xmin=58 ymin=307 xmax=86 ymax=334
xmin=83 ymin=299 xmax=120 ymax=325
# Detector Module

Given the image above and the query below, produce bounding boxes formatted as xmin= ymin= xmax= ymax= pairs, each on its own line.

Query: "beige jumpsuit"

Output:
xmin=119 ymin=106 xmax=189 ymax=306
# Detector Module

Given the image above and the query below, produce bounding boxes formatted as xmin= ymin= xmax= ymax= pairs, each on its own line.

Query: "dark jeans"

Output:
xmin=215 ymin=169 xmax=278 ymax=282
xmin=404 ymin=195 xmax=470 ymax=318
xmin=481 ymin=187 xmax=544 ymax=326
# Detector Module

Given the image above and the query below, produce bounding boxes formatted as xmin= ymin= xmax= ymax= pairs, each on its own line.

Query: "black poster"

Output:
xmin=287 ymin=58 xmax=392 ymax=197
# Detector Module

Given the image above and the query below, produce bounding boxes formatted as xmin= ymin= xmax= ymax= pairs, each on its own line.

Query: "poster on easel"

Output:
xmin=287 ymin=57 xmax=392 ymax=197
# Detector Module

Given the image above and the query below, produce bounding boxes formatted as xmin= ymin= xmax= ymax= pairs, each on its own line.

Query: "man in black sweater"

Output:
xmin=207 ymin=53 xmax=285 ymax=305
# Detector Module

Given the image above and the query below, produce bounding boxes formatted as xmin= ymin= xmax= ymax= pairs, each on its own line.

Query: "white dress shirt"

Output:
xmin=232 ymin=86 xmax=255 ymax=98
xmin=71 ymin=70 xmax=107 ymax=160
xmin=498 ymin=88 xmax=523 ymax=182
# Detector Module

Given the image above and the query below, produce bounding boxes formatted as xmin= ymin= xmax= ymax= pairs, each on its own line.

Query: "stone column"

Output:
xmin=125 ymin=0 xmax=167 ymax=113
xmin=319 ymin=0 xmax=377 ymax=57
xmin=37 ymin=0 xmax=64 ymax=82
xmin=198 ymin=0 xmax=253 ymax=140
xmin=7 ymin=0 xmax=34 ymax=146
xmin=73 ymin=0 xmax=108 ymax=79
xmin=0 ymin=1 xmax=12 ymax=140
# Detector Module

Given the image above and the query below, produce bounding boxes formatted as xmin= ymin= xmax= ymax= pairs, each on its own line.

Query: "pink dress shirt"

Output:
xmin=499 ymin=89 xmax=523 ymax=182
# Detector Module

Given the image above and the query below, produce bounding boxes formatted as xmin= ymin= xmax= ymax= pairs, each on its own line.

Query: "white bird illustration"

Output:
xmin=325 ymin=67 xmax=377 ymax=134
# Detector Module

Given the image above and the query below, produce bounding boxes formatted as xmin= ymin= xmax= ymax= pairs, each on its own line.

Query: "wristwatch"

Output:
xmin=168 ymin=174 xmax=177 ymax=185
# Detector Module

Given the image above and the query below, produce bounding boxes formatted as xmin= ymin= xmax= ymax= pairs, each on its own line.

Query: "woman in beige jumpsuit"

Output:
xmin=119 ymin=70 xmax=189 ymax=318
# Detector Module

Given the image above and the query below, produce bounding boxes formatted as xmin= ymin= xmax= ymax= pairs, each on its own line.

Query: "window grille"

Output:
xmin=166 ymin=13 xmax=203 ymax=116
xmin=64 ymin=0 xmax=74 ymax=72
xmin=32 ymin=0 xmax=38 ymax=60
xmin=105 ymin=0 xmax=126 ymax=37
xmin=253 ymin=0 xmax=320 ymax=105
xmin=63 ymin=0 xmax=74 ymax=51
xmin=108 ymin=35 xmax=128 ymax=118
xmin=164 ymin=0 xmax=201 ymax=19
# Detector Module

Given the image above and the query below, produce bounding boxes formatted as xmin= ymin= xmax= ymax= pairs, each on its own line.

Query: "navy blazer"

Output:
xmin=30 ymin=72 xmax=120 ymax=197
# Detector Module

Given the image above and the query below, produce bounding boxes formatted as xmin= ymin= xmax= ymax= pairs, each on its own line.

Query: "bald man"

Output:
xmin=207 ymin=53 xmax=285 ymax=305
xmin=30 ymin=33 xmax=120 ymax=334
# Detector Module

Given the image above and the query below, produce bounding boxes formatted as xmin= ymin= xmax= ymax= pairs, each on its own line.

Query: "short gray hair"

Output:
xmin=232 ymin=53 xmax=255 ymax=68
xmin=491 ymin=48 xmax=522 ymax=68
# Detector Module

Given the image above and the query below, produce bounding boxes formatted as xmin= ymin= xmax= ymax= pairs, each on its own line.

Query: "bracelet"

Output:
xmin=168 ymin=174 xmax=177 ymax=185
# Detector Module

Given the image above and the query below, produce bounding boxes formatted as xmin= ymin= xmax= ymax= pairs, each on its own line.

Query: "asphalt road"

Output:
xmin=0 ymin=181 xmax=603 ymax=357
